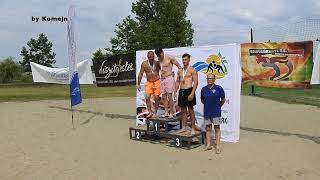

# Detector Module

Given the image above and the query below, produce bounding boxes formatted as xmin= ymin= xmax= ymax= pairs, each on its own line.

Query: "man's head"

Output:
xmin=147 ymin=51 xmax=154 ymax=61
xmin=155 ymin=48 xmax=164 ymax=60
xmin=206 ymin=73 xmax=216 ymax=86
xmin=182 ymin=53 xmax=191 ymax=67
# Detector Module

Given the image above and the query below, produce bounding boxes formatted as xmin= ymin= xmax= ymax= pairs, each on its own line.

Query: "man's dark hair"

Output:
xmin=182 ymin=53 xmax=191 ymax=59
xmin=155 ymin=48 xmax=163 ymax=56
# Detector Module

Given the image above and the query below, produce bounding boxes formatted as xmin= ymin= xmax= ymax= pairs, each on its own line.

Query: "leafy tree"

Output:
xmin=92 ymin=49 xmax=109 ymax=61
xmin=20 ymin=33 xmax=56 ymax=72
xmin=104 ymin=0 xmax=194 ymax=56
xmin=0 ymin=57 xmax=22 ymax=83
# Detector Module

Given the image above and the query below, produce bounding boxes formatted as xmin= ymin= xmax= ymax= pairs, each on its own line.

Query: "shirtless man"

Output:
xmin=155 ymin=48 xmax=182 ymax=118
xmin=175 ymin=53 xmax=198 ymax=134
xmin=137 ymin=51 xmax=161 ymax=118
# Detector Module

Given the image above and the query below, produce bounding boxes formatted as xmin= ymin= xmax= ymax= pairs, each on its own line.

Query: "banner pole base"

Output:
xmin=249 ymin=85 xmax=256 ymax=96
xmin=71 ymin=105 xmax=75 ymax=130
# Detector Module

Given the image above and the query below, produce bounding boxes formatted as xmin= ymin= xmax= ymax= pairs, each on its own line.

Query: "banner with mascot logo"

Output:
xmin=136 ymin=44 xmax=241 ymax=142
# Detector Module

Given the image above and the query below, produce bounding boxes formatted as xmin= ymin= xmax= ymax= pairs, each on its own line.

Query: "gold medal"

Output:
xmin=182 ymin=66 xmax=188 ymax=84
xmin=148 ymin=60 xmax=155 ymax=74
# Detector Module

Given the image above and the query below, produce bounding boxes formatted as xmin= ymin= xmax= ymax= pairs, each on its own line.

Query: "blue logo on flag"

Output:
xmin=70 ymin=72 xmax=82 ymax=106
xmin=192 ymin=61 xmax=209 ymax=71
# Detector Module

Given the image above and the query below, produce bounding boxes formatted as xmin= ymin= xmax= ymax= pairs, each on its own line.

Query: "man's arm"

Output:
xmin=137 ymin=62 xmax=145 ymax=90
xmin=175 ymin=69 xmax=181 ymax=93
xmin=220 ymin=97 xmax=226 ymax=106
xmin=190 ymin=69 xmax=198 ymax=96
xmin=156 ymin=61 xmax=161 ymax=71
xmin=171 ymin=56 xmax=182 ymax=69
xmin=220 ymin=87 xmax=226 ymax=106
xmin=200 ymin=88 xmax=204 ymax=104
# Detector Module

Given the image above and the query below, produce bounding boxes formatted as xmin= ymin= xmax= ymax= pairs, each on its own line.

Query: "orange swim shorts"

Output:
xmin=145 ymin=80 xmax=160 ymax=96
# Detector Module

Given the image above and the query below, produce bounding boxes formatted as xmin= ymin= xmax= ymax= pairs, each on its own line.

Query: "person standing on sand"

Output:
xmin=201 ymin=73 xmax=225 ymax=154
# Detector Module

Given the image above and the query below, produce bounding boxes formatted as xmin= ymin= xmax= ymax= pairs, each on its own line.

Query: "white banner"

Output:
xmin=67 ymin=5 xmax=82 ymax=106
xmin=136 ymin=44 xmax=241 ymax=142
xmin=311 ymin=43 xmax=320 ymax=84
xmin=30 ymin=59 xmax=94 ymax=84
xmin=67 ymin=5 xmax=76 ymax=81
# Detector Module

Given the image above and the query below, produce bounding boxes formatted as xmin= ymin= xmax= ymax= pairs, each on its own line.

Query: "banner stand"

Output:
xmin=249 ymin=85 xmax=256 ymax=96
xmin=71 ymin=105 xmax=75 ymax=129
xmin=249 ymin=28 xmax=257 ymax=96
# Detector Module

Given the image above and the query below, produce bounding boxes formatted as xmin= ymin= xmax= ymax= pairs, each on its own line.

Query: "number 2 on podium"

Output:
xmin=135 ymin=131 xmax=140 ymax=140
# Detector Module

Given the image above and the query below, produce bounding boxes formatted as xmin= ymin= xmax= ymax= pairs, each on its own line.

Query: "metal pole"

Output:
xmin=71 ymin=105 xmax=75 ymax=129
xmin=250 ymin=28 xmax=256 ymax=96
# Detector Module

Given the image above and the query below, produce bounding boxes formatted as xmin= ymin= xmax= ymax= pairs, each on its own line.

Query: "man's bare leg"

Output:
xmin=162 ymin=94 xmax=169 ymax=117
xmin=204 ymin=124 xmax=213 ymax=151
xmin=152 ymin=95 xmax=160 ymax=118
xmin=145 ymin=94 xmax=153 ymax=118
xmin=150 ymin=95 xmax=155 ymax=112
xmin=188 ymin=106 xmax=197 ymax=134
xmin=177 ymin=107 xmax=187 ymax=133
xmin=168 ymin=93 xmax=174 ymax=118
xmin=214 ymin=125 xmax=221 ymax=154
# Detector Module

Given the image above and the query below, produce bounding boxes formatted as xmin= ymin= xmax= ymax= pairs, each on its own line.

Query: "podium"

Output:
xmin=129 ymin=116 xmax=205 ymax=149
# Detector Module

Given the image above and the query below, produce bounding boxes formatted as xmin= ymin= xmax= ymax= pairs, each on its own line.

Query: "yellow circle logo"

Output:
xmin=202 ymin=54 xmax=227 ymax=79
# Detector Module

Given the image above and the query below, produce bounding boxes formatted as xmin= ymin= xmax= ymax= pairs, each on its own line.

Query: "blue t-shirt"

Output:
xmin=201 ymin=84 xmax=225 ymax=118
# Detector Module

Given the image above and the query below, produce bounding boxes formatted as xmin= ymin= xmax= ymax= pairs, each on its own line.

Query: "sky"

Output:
xmin=1 ymin=0 xmax=320 ymax=67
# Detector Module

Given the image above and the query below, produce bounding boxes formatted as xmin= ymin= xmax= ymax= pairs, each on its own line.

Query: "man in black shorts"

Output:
xmin=175 ymin=53 xmax=198 ymax=134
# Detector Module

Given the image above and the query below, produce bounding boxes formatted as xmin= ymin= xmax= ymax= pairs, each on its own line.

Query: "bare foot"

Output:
xmin=151 ymin=114 xmax=157 ymax=118
xmin=215 ymin=146 xmax=221 ymax=154
xmin=160 ymin=114 xmax=169 ymax=118
xmin=146 ymin=113 xmax=153 ymax=119
xmin=195 ymin=126 xmax=202 ymax=131
xmin=168 ymin=115 xmax=174 ymax=119
xmin=191 ymin=129 xmax=197 ymax=135
xmin=203 ymin=146 xmax=213 ymax=151
xmin=212 ymin=143 xmax=216 ymax=149
xmin=176 ymin=128 xmax=187 ymax=134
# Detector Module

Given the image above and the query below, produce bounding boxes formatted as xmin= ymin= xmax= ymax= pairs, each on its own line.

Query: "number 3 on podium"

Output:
xmin=175 ymin=137 xmax=182 ymax=147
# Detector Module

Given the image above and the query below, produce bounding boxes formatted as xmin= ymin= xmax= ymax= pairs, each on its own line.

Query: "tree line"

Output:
xmin=1 ymin=0 xmax=193 ymax=83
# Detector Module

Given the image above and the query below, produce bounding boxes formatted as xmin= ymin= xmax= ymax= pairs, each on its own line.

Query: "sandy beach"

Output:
xmin=0 ymin=96 xmax=319 ymax=180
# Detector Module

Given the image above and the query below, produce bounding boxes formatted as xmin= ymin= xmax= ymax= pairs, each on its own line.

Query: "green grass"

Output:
xmin=0 ymin=83 xmax=320 ymax=107
xmin=0 ymin=84 xmax=136 ymax=102
xmin=241 ymin=85 xmax=320 ymax=107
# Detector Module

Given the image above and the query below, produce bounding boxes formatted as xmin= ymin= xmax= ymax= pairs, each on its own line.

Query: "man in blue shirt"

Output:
xmin=200 ymin=73 xmax=225 ymax=153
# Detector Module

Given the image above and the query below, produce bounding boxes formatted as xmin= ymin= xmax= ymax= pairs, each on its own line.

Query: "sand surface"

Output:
xmin=0 ymin=96 xmax=319 ymax=180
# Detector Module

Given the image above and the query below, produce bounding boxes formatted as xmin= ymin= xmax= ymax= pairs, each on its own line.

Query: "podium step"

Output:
xmin=148 ymin=115 xmax=182 ymax=122
xmin=129 ymin=126 xmax=204 ymax=149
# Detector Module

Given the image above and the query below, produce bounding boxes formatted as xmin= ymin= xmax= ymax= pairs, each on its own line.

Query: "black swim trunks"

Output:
xmin=178 ymin=88 xmax=196 ymax=107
